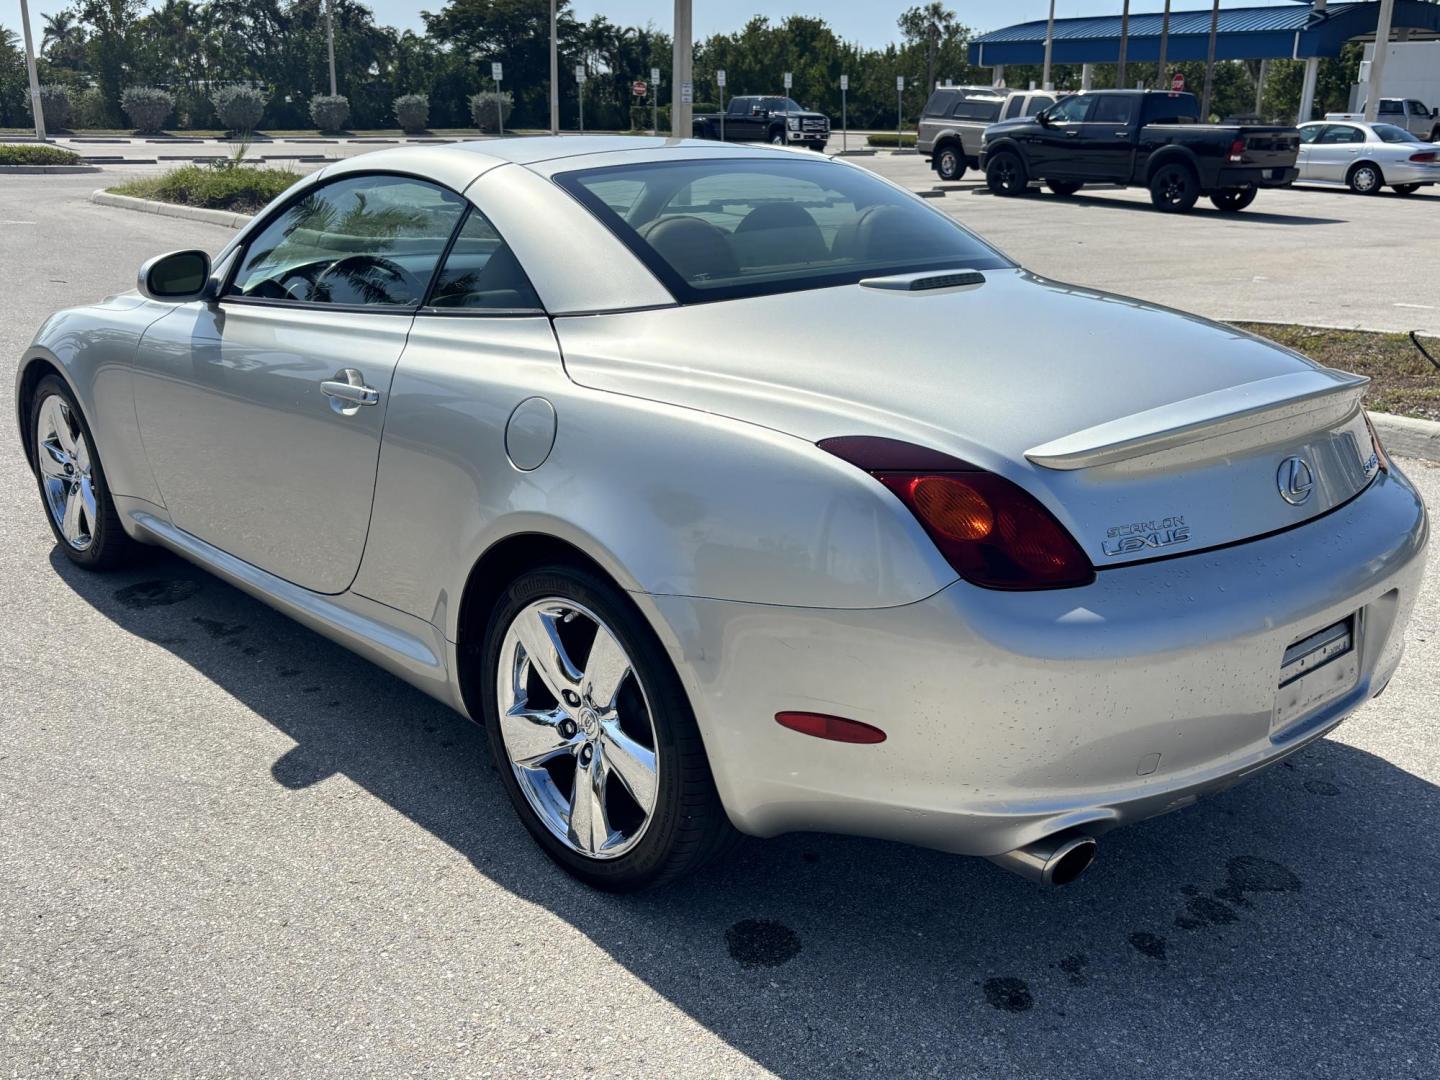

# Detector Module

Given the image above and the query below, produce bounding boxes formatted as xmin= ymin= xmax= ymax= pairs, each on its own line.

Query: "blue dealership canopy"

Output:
xmin=968 ymin=0 xmax=1440 ymax=66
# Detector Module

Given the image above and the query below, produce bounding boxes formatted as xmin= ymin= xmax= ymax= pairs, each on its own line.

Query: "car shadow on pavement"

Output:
xmin=58 ymin=548 xmax=1440 ymax=1079
xmin=966 ymin=188 xmax=1348 ymax=226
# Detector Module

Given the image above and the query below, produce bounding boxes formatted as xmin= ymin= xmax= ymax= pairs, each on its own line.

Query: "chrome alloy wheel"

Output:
xmin=35 ymin=393 xmax=96 ymax=551
xmin=497 ymin=599 xmax=659 ymax=859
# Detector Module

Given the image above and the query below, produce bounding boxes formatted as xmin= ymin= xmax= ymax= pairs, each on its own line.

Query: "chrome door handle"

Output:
xmin=321 ymin=368 xmax=379 ymax=413
xmin=1114 ymin=131 xmax=1129 ymax=136
xmin=1065 ymin=130 xmax=1079 ymax=137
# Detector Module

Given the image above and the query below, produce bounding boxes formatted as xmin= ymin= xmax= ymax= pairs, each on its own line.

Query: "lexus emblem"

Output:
xmin=1277 ymin=456 xmax=1314 ymax=506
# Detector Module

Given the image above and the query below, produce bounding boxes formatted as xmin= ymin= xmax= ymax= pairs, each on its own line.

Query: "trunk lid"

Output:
xmin=555 ymin=269 xmax=1379 ymax=568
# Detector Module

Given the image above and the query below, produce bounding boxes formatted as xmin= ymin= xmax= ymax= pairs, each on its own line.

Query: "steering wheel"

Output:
xmin=313 ymin=254 xmax=424 ymax=306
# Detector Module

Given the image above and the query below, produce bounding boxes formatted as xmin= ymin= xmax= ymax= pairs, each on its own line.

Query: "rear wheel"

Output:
xmin=480 ymin=564 xmax=737 ymax=891
xmin=1393 ymin=183 xmax=1421 ymax=195
xmin=1045 ymin=180 xmax=1082 ymax=197
xmin=1149 ymin=162 xmax=1199 ymax=212
xmin=935 ymin=143 xmax=965 ymax=182
xmin=1209 ymin=187 xmax=1257 ymax=212
xmin=1347 ymin=162 xmax=1383 ymax=194
xmin=985 ymin=150 xmax=1029 ymax=196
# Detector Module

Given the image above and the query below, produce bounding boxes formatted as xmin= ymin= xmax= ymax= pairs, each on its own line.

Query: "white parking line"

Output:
xmin=1394 ymin=303 xmax=1435 ymax=310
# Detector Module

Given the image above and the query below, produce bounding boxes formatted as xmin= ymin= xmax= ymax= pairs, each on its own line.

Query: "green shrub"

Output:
xmin=866 ymin=132 xmax=917 ymax=148
xmin=469 ymin=91 xmax=511 ymax=133
xmin=38 ymin=85 xmax=71 ymax=130
xmin=110 ymin=164 xmax=301 ymax=213
xmin=213 ymin=85 xmax=266 ymax=133
xmin=0 ymin=144 xmax=83 ymax=166
xmin=73 ymin=87 xmax=107 ymax=129
xmin=394 ymin=93 xmax=429 ymax=133
xmin=310 ymin=93 xmax=350 ymax=133
xmin=122 ymin=86 xmax=174 ymax=134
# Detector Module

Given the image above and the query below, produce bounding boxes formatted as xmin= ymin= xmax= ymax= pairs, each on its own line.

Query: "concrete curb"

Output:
xmin=90 ymin=189 xmax=252 ymax=229
xmin=1371 ymin=412 xmax=1440 ymax=464
xmin=0 ymin=164 xmax=100 ymax=174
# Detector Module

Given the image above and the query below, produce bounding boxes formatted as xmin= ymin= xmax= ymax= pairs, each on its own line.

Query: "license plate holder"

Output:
xmin=1272 ymin=616 xmax=1359 ymax=734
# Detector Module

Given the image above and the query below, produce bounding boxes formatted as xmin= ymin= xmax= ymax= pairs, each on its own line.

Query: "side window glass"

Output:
xmin=1049 ymin=95 xmax=1091 ymax=123
xmin=1024 ymin=96 xmax=1055 ymax=116
xmin=1298 ymin=125 xmax=1322 ymax=144
xmin=228 ymin=175 xmax=465 ymax=307
xmin=1090 ymin=96 xmax=1136 ymax=124
xmin=1003 ymin=96 xmax=1023 ymax=120
xmin=428 ymin=209 xmax=543 ymax=312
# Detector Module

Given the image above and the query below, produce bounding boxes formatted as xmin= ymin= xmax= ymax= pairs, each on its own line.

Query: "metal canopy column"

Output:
xmin=1364 ymin=0 xmax=1398 ymax=121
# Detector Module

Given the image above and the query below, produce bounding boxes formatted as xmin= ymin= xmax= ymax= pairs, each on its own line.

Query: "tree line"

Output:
xmin=0 ymin=0 xmax=1361 ymax=134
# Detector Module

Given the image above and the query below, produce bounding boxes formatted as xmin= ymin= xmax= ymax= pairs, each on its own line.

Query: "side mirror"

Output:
xmin=137 ymin=249 xmax=213 ymax=303
xmin=1036 ymin=110 xmax=1052 ymax=126
xmin=1432 ymin=107 xmax=1438 ymax=118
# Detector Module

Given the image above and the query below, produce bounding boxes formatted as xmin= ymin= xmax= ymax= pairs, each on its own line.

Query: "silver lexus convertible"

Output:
xmin=17 ymin=137 xmax=1428 ymax=890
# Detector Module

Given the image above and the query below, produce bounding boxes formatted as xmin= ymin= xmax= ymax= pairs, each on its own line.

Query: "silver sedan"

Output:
xmin=16 ymin=138 xmax=1428 ymax=890
xmin=1296 ymin=120 xmax=1440 ymax=194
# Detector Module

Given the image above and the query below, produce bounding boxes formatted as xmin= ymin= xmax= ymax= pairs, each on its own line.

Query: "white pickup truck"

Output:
xmin=1327 ymin=99 xmax=1439 ymax=142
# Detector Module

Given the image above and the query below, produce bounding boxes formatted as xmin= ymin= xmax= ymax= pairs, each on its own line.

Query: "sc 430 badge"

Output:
xmin=1102 ymin=515 xmax=1192 ymax=557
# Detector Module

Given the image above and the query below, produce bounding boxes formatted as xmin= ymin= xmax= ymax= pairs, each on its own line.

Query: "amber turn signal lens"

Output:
xmin=908 ymin=475 xmax=994 ymax=541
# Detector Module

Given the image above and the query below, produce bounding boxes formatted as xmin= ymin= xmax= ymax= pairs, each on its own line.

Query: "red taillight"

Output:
xmin=1363 ymin=411 xmax=1390 ymax=474
xmin=1228 ymin=138 xmax=1246 ymax=163
xmin=1409 ymin=151 xmax=1436 ymax=163
xmin=776 ymin=711 xmax=887 ymax=744
xmin=819 ymin=436 xmax=1095 ymax=590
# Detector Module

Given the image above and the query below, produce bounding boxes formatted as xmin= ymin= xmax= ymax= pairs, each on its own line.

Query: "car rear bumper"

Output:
xmin=1219 ymin=165 xmax=1299 ymax=188
xmin=1378 ymin=161 xmax=1440 ymax=185
xmin=643 ymin=464 xmax=1428 ymax=858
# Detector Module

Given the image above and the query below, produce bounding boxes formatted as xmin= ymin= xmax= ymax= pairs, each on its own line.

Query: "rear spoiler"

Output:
xmin=1025 ymin=370 xmax=1369 ymax=471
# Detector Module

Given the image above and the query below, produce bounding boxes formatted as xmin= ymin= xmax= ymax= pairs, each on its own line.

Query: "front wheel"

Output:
xmin=1348 ymin=162 xmax=1383 ymax=194
xmin=1209 ymin=187 xmax=1257 ymax=212
xmin=985 ymin=150 xmax=1029 ymax=196
xmin=770 ymin=129 xmax=785 ymax=146
xmin=480 ymin=564 xmax=737 ymax=891
xmin=1393 ymin=183 xmax=1421 ymax=195
xmin=1149 ymin=163 xmax=1199 ymax=212
xmin=28 ymin=374 xmax=137 ymax=570
xmin=1045 ymin=180 xmax=1082 ymax=197
xmin=935 ymin=144 xmax=965 ymax=182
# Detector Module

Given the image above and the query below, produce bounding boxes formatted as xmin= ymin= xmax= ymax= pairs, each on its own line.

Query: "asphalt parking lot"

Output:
xmin=3 ymin=166 xmax=1440 ymax=1079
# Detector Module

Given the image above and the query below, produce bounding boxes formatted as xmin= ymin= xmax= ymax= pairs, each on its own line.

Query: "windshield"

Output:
xmin=556 ymin=158 xmax=1012 ymax=304
xmin=1373 ymin=123 xmax=1417 ymax=143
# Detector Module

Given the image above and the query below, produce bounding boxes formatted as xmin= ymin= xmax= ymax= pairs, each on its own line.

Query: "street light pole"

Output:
xmin=672 ymin=0 xmax=693 ymax=137
xmin=19 ymin=0 xmax=47 ymax=141
xmin=1116 ymin=0 xmax=1130 ymax=88
xmin=325 ymin=0 xmax=337 ymax=97
xmin=549 ymin=0 xmax=559 ymax=134
xmin=1157 ymin=0 xmax=1171 ymax=90
xmin=1041 ymin=0 xmax=1055 ymax=91
xmin=1201 ymin=0 xmax=1220 ymax=119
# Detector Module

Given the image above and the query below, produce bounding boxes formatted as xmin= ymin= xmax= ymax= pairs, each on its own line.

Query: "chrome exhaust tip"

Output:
xmin=988 ymin=834 xmax=1098 ymax=887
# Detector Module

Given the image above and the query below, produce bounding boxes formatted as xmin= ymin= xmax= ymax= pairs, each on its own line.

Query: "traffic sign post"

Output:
xmin=491 ymin=61 xmax=504 ymax=136
xmin=716 ymin=69 xmax=726 ymax=141
xmin=651 ymin=66 xmax=660 ymax=136
xmin=896 ymin=75 xmax=905 ymax=150
xmin=575 ymin=64 xmax=586 ymax=133
xmin=840 ymin=74 xmax=848 ymax=153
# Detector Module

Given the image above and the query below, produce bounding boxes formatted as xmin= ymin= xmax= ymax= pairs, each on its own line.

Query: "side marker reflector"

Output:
xmin=775 ymin=711 xmax=887 ymax=744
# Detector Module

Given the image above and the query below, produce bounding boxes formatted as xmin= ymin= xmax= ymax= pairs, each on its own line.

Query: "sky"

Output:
xmin=21 ymin=0 xmax=1310 ymax=45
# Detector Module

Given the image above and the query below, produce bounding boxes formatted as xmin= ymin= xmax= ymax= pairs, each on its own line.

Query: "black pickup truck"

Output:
xmin=978 ymin=90 xmax=1300 ymax=212
xmin=693 ymin=96 xmax=830 ymax=152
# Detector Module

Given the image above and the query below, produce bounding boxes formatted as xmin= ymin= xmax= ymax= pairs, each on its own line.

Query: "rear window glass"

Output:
xmin=1141 ymin=94 xmax=1200 ymax=125
xmin=952 ymin=97 xmax=1003 ymax=122
xmin=556 ymin=158 xmax=1012 ymax=305
xmin=923 ymin=90 xmax=957 ymax=117
xmin=1373 ymin=123 xmax=1415 ymax=143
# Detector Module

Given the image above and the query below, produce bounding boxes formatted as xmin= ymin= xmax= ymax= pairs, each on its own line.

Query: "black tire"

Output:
xmin=1393 ymin=183 xmax=1421 ymax=195
xmin=934 ymin=143 xmax=965 ymax=182
xmin=1347 ymin=162 xmax=1383 ymax=195
xmin=1209 ymin=187 xmax=1257 ymax=212
xmin=769 ymin=128 xmax=785 ymax=146
xmin=807 ymin=142 xmax=827 ymax=154
xmin=1045 ymin=180 xmax=1082 ymax=197
xmin=479 ymin=563 xmax=738 ymax=891
xmin=1149 ymin=162 xmax=1199 ymax=212
xmin=985 ymin=150 xmax=1029 ymax=196
xmin=27 ymin=373 xmax=138 ymax=571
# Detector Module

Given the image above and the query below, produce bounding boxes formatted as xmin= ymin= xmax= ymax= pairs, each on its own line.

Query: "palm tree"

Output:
xmin=41 ymin=9 xmax=87 ymax=70
xmin=898 ymin=3 xmax=957 ymax=94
